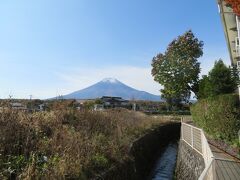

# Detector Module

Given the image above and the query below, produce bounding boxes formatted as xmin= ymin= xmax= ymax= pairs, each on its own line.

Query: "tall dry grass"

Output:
xmin=0 ymin=108 xmax=169 ymax=179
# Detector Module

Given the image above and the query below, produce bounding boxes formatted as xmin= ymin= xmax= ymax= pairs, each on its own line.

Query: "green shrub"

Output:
xmin=190 ymin=94 xmax=240 ymax=143
xmin=91 ymin=154 xmax=109 ymax=170
xmin=144 ymin=110 xmax=191 ymax=116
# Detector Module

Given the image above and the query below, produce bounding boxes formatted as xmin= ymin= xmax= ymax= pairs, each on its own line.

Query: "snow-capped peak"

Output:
xmin=101 ymin=78 xmax=119 ymax=83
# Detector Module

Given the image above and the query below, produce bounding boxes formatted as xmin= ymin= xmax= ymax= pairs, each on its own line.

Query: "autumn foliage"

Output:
xmin=225 ymin=0 xmax=240 ymax=16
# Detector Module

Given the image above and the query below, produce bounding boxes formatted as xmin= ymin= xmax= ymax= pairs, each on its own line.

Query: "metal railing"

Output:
xmin=181 ymin=122 xmax=214 ymax=166
xmin=181 ymin=118 xmax=240 ymax=180
xmin=199 ymin=159 xmax=215 ymax=180
xmin=181 ymin=118 xmax=215 ymax=180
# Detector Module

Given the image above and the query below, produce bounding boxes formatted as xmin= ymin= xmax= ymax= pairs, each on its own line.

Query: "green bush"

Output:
xmin=190 ymin=94 xmax=240 ymax=144
xmin=144 ymin=110 xmax=191 ymax=116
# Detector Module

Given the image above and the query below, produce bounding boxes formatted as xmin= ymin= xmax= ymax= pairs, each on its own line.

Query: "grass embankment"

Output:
xmin=0 ymin=108 xmax=172 ymax=179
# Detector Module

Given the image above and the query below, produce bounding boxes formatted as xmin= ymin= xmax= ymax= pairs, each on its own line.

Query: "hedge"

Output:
xmin=144 ymin=110 xmax=191 ymax=116
xmin=190 ymin=94 xmax=240 ymax=144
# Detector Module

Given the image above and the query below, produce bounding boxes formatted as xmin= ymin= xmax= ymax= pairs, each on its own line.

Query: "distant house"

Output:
xmin=100 ymin=96 xmax=129 ymax=108
xmin=76 ymin=99 xmax=91 ymax=104
xmin=94 ymin=104 xmax=104 ymax=111
xmin=75 ymin=102 xmax=84 ymax=110
xmin=38 ymin=104 xmax=45 ymax=111
xmin=10 ymin=102 xmax=27 ymax=111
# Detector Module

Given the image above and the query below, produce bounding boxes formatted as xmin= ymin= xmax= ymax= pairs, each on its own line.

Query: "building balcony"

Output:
xmin=235 ymin=37 xmax=240 ymax=57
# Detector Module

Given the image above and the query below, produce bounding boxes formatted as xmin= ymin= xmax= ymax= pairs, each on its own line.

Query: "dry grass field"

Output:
xmin=0 ymin=108 xmax=172 ymax=179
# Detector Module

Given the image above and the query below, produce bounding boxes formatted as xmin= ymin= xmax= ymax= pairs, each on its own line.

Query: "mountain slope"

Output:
xmin=62 ymin=78 xmax=161 ymax=101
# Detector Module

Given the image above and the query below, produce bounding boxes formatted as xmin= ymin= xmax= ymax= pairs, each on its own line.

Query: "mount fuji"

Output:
xmin=61 ymin=78 xmax=161 ymax=101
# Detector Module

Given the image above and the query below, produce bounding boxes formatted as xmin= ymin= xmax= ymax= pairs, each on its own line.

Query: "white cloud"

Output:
xmin=1 ymin=52 xmax=231 ymax=99
xmin=56 ymin=53 xmax=232 ymax=99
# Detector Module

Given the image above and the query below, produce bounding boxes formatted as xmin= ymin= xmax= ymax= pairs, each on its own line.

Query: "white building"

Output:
xmin=10 ymin=102 xmax=27 ymax=111
xmin=217 ymin=0 xmax=240 ymax=95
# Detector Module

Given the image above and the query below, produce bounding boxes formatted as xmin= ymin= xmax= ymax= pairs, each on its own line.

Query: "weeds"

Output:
xmin=0 ymin=108 xmax=169 ymax=179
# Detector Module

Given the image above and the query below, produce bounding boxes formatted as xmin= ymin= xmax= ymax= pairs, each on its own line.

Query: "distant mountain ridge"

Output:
xmin=61 ymin=78 xmax=162 ymax=101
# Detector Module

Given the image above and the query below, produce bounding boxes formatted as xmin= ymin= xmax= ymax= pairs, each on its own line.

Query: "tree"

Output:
xmin=95 ymin=98 xmax=103 ymax=104
xmin=151 ymin=30 xmax=203 ymax=108
xmin=197 ymin=75 xmax=212 ymax=99
xmin=209 ymin=60 xmax=237 ymax=95
xmin=199 ymin=60 xmax=238 ymax=98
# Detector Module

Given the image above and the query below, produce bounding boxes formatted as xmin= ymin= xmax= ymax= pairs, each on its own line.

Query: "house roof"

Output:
xmin=101 ymin=96 xmax=122 ymax=99
xmin=10 ymin=102 xmax=24 ymax=107
xmin=101 ymin=96 xmax=128 ymax=102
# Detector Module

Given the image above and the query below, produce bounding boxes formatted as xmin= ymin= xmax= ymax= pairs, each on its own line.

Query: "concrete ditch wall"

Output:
xmin=94 ymin=122 xmax=181 ymax=180
xmin=175 ymin=140 xmax=205 ymax=180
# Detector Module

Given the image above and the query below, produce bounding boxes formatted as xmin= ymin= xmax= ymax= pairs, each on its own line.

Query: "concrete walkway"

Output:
xmin=183 ymin=119 xmax=240 ymax=179
xmin=210 ymin=144 xmax=239 ymax=162
xmin=209 ymin=144 xmax=240 ymax=180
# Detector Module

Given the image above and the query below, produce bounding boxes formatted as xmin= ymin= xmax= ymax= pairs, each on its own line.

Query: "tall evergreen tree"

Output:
xmin=197 ymin=60 xmax=239 ymax=99
xmin=197 ymin=75 xmax=212 ymax=99
xmin=209 ymin=60 xmax=237 ymax=95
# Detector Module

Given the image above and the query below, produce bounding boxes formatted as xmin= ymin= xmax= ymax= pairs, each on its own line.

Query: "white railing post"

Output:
xmin=181 ymin=122 xmax=183 ymax=140
xmin=191 ymin=126 xmax=194 ymax=147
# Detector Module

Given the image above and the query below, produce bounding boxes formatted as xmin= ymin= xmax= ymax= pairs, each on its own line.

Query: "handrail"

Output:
xmin=181 ymin=117 xmax=215 ymax=180
xmin=198 ymin=158 xmax=214 ymax=180
xmin=181 ymin=117 xmax=240 ymax=180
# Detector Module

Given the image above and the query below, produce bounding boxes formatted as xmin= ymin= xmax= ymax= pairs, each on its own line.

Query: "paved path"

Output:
xmin=209 ymin=144 xmax=240 ymax=180
xmin=184 ymin=120 xmax=240 ymax=179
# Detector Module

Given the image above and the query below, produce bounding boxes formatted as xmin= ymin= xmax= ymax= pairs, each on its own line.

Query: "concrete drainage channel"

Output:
xmin=97 ymin=120 xmax=239 ymax=180
xmin=149 ymin=141 xmax=179 ymax=180
xmin=94 ymin=122 xmax=181 ymax=180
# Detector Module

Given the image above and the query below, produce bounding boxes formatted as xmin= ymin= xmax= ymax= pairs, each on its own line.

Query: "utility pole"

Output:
xmin=30 ymin=95 xmax=32 ymax=112
xmin=8 ymin=94 xmax=13 ymax=109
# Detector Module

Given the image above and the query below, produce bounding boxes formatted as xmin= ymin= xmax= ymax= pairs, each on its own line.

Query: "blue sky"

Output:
xmin=0 ymin=0 xmax=230 ymax=99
